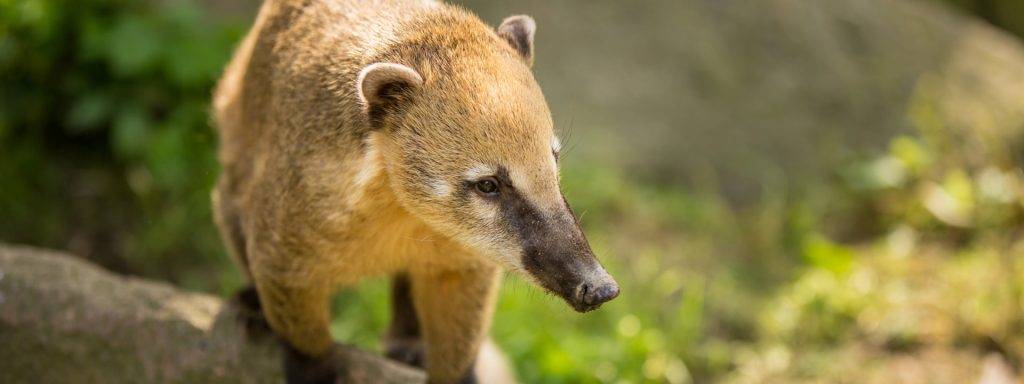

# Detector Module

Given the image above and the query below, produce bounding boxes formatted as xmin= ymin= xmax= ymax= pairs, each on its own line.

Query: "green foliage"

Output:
xmin=939 ymin=0 xmax=1024 ymax=39
xmin=730 ymin=72 xmax=1024 ymax=382
xmin=0 ymin=0 xmax=244 ymax=292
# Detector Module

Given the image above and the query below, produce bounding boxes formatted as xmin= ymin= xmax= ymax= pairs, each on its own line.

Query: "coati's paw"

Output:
xmin=457 ymin=368 xmax=479 ymax=384
xmin=385 ymin=339 xmax=480 ymax=383
xmin=384 ymin=338 xmax=424 ymax=368
xmin=231 ymin=286 xmax=272 ymax=339
xmin=283 ymin=345 xmax=341 ymax=384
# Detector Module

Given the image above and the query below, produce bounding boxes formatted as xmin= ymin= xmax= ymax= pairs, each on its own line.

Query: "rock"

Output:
xmin=0 ymin=244 xmax=425 ymax=384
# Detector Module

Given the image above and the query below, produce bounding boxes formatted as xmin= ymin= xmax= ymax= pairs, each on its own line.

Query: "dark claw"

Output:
xmin=232 ymin=286 xmax=272 ymax=339
xmin=283 ymin=344 xmax=338 ymax=384
xmin=384 ymin=338 xmax=424 ymax=368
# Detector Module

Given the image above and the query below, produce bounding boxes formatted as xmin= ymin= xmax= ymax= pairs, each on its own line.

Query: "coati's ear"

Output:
xmin=357 ymin=62 xmax=424 ymax=124
xmin=497 ymin=15 xmax=536 ymax=67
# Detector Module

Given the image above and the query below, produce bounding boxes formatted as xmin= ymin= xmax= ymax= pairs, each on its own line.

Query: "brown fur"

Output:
xmin=213 ymin=1 xmax=612 ymax=382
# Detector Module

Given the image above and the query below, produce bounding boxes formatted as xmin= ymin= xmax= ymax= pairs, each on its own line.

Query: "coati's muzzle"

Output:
xmin=523 ymin=243 xmax=620 ymax=312
xmin=508 ymin=197 xmax=619 ymax=312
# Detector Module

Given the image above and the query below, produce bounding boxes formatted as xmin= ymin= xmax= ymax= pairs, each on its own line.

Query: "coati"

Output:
xmin=211 ymin=0 xmax=620 ymax=382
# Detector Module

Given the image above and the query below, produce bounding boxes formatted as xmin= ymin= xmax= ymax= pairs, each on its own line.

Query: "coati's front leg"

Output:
xmin=253 ymin=276 xmax=336 ymax=384
xmin=409 ymin=266 xmax=501 ymax=384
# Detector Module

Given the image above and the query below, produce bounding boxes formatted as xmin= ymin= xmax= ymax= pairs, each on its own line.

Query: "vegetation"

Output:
xmin=941 ymin=0 xmax=1024 ymax=38
xmin=2 ymin=0 xmax=1022 ymax=382
xmin=0 ymin=0 xmax=244 ymax=290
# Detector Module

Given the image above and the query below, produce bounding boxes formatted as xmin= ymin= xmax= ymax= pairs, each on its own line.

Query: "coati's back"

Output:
xmin=213 ymin=0 xmax=445 ymax=183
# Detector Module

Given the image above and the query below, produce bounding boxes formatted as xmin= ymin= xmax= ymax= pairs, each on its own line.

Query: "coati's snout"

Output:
xmin=498 ymin=178 xmax=619 ymax=312
xmin=524 ymin=239 xmax=620 ymax=312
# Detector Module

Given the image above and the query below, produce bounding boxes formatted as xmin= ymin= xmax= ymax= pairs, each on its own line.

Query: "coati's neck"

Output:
xmin=346 ymin=132 xmax=486 ymax=271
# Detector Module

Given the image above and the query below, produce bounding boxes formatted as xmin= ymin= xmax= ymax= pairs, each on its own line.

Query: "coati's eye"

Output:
xmin=474 ymin=177 xmax=500 ymax=196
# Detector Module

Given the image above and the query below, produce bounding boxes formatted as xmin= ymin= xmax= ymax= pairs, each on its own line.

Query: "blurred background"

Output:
xmin=2 ymin=0 xmax=1024 ymax=382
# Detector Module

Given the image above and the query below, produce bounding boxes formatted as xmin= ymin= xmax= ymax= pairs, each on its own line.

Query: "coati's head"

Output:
xmin=356 ymin=14 xmax=618 ymax=312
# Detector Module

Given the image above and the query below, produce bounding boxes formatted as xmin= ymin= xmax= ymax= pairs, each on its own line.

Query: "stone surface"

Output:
xmin=0 ymin=244 xmax=425 ymax=384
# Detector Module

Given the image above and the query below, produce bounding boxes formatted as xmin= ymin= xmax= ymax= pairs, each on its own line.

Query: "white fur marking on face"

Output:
xmin=465 ymin=164 xmax=497 ymax=180
xmin=551 ymin=136 xmax=562 ymax=154
xmin=429 ymin=178 xmax=452 ymax=198
xmin=354 ymin=133 xmax=384 ymax=188
xmin=508 ymin=168 xmax=532 ymax=196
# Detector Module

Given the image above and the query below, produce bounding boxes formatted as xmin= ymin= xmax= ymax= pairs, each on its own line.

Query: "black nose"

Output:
xmin=579 ymin=282 xmax=620 ymax=307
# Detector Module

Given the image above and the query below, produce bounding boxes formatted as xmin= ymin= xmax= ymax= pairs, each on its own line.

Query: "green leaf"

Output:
xmin=66 ymin=92 xmax=112 ymax=132
xmin=889 ymin=135 xmax=931 ymax=174
xmin=802 ymin=234 xmax=854 ymax=275
xmin=111 ymin=104 xmax=150 ymax=158
xmin=105 ymin=15 xmax=163 ymax=76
